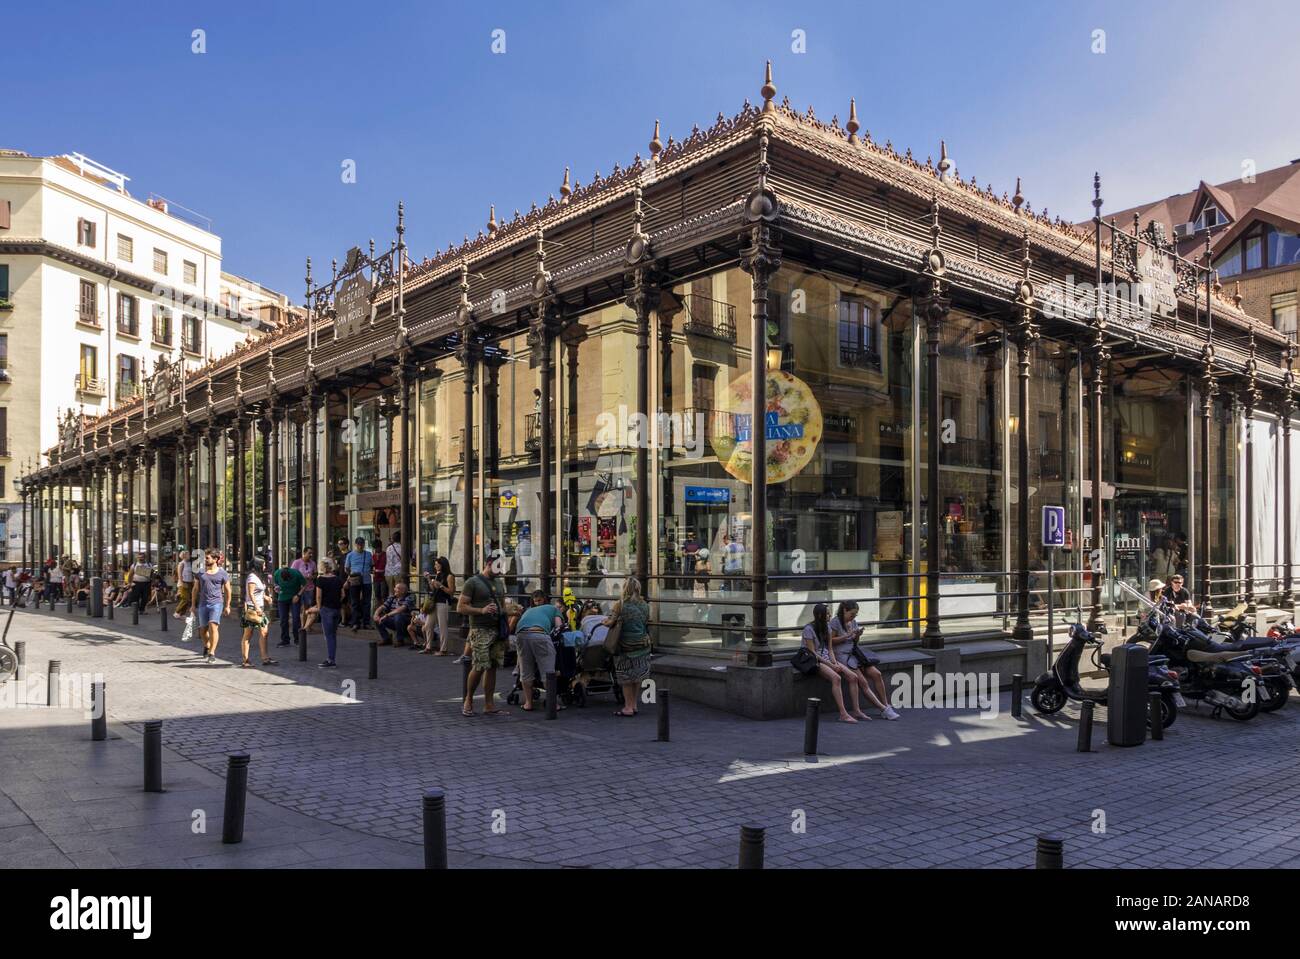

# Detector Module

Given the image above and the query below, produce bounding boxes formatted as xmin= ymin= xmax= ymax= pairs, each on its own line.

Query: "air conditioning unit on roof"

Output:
xmin=1173 ymin=222 xmax=1196 ymax=238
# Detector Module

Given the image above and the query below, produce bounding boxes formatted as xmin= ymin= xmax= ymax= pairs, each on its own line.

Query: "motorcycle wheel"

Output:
xmin=1031 ymin=683 xmax=1066 ymax=715
xmin=0 ymin=644 xmax=14 ymax=684
xmin=1226 ymin=695 xmax=1260 ymax=721
xmin=1153 ymin=692 xmax=1177 ymax=729
xmin=1260 ymin=684 xmax=1290 ymax=713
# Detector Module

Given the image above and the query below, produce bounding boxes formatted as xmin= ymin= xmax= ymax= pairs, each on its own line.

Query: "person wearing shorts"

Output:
xmin=514 ymin=590 xmax=562 ymax=712
xmin=239 ymin=558 xmax=277 ymax=668
xmin=196 ymin=550 xmax=231 ymax=664
xmin=458 ymin=552 xmax=507 ymax=716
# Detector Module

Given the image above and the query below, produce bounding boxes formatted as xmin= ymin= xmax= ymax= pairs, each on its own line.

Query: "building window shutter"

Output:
xmin=0 ymin=200 xmax=10 ymax=230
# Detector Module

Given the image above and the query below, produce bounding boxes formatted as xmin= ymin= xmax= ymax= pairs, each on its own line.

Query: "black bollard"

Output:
xmin=803 ymin=697 xmax=821 ymax=757
xmin=1149 ymin=692 xmax=1164 ymax=741
xmin=657 ymin=689 xmax=671 ymax=742
xmin=368 ymin=641 xmax=378 ymax=679
xmin=66 ymin=594 xmax=73 ymax=613
xmin=422 ymin=788 xmax=448 ymax=869
xmin=738 ymin=825 xmax=766 ymax=869
xmin=90 ymin=577 xmax=103 ymax=618
xmin=1077 ymin=700 xmax=1094 ymax=752
xmin=1035 ymin=834 xmax=1064 ymax=869
xmin=106 ymin=597 xmax=114 ymax=620
xmin=14 ymin=640 xmax=25 ymax=682
xmin=143 ymin=720 xmax=163 ymax=792
xmin=47 ymin=660 xmax=62 ymax=707
xmin=298 ymin=628 xmax=307 ymax=662
xmin=91 ymin=681 xmax=106 ymax=741
xmin=545 ymin=671 xmax=558 ymax=719
xmin=131 ymin=605 xmax=139 ymax=626
xmin=160 ymin=606 xmax=168 ymax=632
xmin=221 ymin=752 xmax=250 ymax=844
xmin=1011 ymin=674 xmax=1023 ymax=719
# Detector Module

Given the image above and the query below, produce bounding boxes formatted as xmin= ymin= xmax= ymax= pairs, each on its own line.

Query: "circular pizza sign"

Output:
xmin=711 ymin=369 xmax=823 ymax=484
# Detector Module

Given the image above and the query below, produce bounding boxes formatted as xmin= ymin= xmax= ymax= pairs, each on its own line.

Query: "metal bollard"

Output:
xmin=1010 ymin=674 xmax=1023 ymax=719
xmin=143 ymin=720 xmax=163 ymax=792
xmin=298 ymin=628 xmax=307 ymax=662
xmin=221 ymin=752 xmax=251 ymax=844
xmin=738 ymin=825 xmax=766 ymax=869
xmin=657 ymin=689 xmax=671 ymax=742
xmin=90 ymin=577 xmax=103 ymax=618
xmin=131 ymin=605 xmax=139 ymax=626
xmin=422 ymin=788 xmax=448 ymax=869
xmin=803 ymin=697 xmax=821 ymax=757
xmin=14 ymin=640 xmax=25 ymax=682
xmin=545 ymin=671 xmax=558 ymax=719
xmin=91 ymin=681 xmax=106 ymax=741
xmin=47 ymin=660 xmax=62 ymax=707
xmin=1077 ymin=700 xmax=1094 ymax=752
xmin=1149 ymin=692 xmax=1164 ymax=741
xmin=66 ymin=594 xmax=74 ymax=613
xmin=368 ymin=641 xmax=378 ymax=679
xmin=106 ymin=597 xmax=114 ymax=620
xmin=160 ymin=606 xmax=168 ymax=632
xmin=1035 ymin=834 xmax=1064 ymax=869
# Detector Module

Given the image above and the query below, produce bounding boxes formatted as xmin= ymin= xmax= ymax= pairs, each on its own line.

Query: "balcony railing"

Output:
xmin=0 ymin=435 xmax=9 ymax=457
xmin=117 ymin=318 xmax=140 ymax=338
xmin=0 ymin=296 xmax=13 ymax=312
xmin=76 ymin=307 xmax=103 ymax=329
xmin=839 ymin=345 xmax=881 ymax=370
xmin=74 ymin=372 xmax=106 ymax=395
xmin=182 ymin=336 xmax=202 ymax=355
xmin=524 ymin=412 xmax=541 ymax=451
xmin=116 ymin=379 xmax=144 ymax=402
xmin=682 ymin=407 xmax=737 ymax=445
xmin=682 ymin=293 xmax=737 ymax=342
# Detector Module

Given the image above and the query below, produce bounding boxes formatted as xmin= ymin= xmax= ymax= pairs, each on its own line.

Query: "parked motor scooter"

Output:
xmin=1031 ymin=621 xmax=1181 ymax=729
xmin=1180 ymin=610 xmax=1295 ymax=711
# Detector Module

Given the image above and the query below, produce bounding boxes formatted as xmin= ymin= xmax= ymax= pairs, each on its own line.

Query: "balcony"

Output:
xmin=0 ymin=296 xmax=13 ymax=312
xmin=839 ymin=345 xmax=881 ymax=371
xmin=682 ymin=407 xmax=737 ymax=445
xmin=117 ymin=319 xmax=140 ymax=339
xmin=0 ymin=435 xmax=9 ymax=457
xmin=74 ymin=372 xmax=106 ymax=396
xmin=524 ymin=412 xmax=541 ymax=451
xmin=76 ymin=307 xmax=103 ymax=329
xmin=682 ymin=293 xmax=737 ymax=342
xmin=116 ymin=379 xmax=144 ymax=403
xmin=182 ymin=336 xmax=202 ymax=356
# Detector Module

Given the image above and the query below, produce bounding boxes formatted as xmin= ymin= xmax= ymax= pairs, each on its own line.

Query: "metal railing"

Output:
xmin=75 ymin=307 xmax=102 ymax=328
xmin=74 ymin=372 xmax=106 ymax=395
xmin=838 ymin=345 xmax=881 ymax=370
xmin=116 ymin=318 xmax=140 ymax=338
xmin=682 ymin=293 xmax=737 ymax=341
xmin=0 ymin=434 xmax=10 ymax=457
xmin=152 ymin=318 xmax=173 ymax=347
xmin=116 ymin=379 xmax=144 ymax=402
xmin=524 ymin=412 xmax=541 ymax=451
xmin=682 ymin=407 xmax=736 ymax=444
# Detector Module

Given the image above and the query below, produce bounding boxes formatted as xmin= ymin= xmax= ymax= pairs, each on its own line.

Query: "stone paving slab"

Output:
xmin=3 ymin=603 xmax=1300 ymax=868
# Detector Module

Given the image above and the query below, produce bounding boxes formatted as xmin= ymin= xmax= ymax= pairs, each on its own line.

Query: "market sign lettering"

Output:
xmin=335 ymin=272 xmax=373 ymax=337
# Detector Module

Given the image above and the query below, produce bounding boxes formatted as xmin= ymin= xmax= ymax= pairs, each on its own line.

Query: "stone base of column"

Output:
xmin=1011 ymin=620 xmax=1034 ymax=644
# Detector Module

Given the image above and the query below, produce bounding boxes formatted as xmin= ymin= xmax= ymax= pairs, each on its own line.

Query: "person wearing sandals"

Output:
xmin=829 ymin=601 xmax=900 ymax=720
xmin=311 ymin=558 xmax=343 ymax=668
xmin=608 ymin=577 xmax=651 ymax=717
xmin=458 ymin=551 xmax=508 ymax=717
xmin=515 ymin=590 xmax=563 ymax=711
xmin=239 ymin=558 xmax=277 ymax=668
xmin=424 ymin=556 xmax=456 ymax=655
xmin=794 ymin=603 xmax=862 ymax=722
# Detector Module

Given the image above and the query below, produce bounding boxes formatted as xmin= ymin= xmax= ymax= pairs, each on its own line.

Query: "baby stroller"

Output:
xmin=570 ymin=624 xmax=624 ymax=707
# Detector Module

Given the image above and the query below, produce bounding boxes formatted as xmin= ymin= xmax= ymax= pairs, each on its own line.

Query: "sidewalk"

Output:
xmin=4 ymin=602 xmax=1300 ymax=868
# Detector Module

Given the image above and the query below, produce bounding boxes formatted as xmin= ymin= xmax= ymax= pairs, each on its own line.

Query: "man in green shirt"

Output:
xmin=273 ymin=563 xmax=306 ymax=648
xmin=458 ymin=551 xmax=506 ymax=716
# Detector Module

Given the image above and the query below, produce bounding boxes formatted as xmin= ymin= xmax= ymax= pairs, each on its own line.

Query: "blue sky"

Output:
xmin=8 ymin=0 xmax=1296 ymax=295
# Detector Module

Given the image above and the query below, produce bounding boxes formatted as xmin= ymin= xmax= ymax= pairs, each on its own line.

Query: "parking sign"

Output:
xmin=1042 ymin=505 xmax=1065 ymax=548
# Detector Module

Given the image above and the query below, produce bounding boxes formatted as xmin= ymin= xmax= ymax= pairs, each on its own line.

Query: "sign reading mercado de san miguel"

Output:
xmin=711 ymin=370 xmax=824 ymax=484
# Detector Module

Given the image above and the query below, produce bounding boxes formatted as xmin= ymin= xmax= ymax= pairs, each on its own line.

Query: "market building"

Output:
xmin=19 ymin=66 xmax=1299 ymax=716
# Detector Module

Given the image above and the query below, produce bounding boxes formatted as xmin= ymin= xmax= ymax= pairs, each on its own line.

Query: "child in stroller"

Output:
xmin=570 ymin=600 xmax=624 ymax=707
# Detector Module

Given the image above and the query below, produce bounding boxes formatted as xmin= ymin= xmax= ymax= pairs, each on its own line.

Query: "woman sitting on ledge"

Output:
xmin=794 ymin=603 xmax=861 ymax=723
xmin=828 ymin=601 xmax=900 ymax=721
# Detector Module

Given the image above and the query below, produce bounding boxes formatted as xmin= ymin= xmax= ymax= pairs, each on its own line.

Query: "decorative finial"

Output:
xmin=560 ymin=167 xmax=571 ymax=202
xmin=1012 ymin=177 xmax=1024 ymax=212
xmin=937 ymin=140 xmax=951 ymax=180
xmin=1091 ymin=172 xmax=1102 ymax=219
xmin=760 ymin=60 xmax=776 ymax=113
xmin=1021 ymin=227 xmax=1031 ymax=282
xmin=397 ymin=199 xmax=405 ymax=236
xmin=487 ymin=204 xmax=497 ymax=235
xmin=1233 ymin=280 xmax=1243 ymax=309
xmin=649 ymin=119 xmax=662 ymax=158
xmin=845 ymin=99 xmax=859 ymax=143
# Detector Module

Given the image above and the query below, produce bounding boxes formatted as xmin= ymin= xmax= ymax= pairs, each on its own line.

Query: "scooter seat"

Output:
xmin=1186 ymin=648 xmax=1250 ymax=664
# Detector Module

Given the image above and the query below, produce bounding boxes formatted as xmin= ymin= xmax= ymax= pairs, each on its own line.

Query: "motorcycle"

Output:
xmin=1139 ymin=610 xmax=1263 ymax=721
xmin=1179 ymin=609 xmax=1295 ymax=711
xmin=1031 ymin=621 xmax=1181 ymax=729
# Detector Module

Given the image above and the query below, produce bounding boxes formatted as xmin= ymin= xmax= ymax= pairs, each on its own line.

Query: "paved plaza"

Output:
xmin=2 ymin=604 xmax=1299 ymax=869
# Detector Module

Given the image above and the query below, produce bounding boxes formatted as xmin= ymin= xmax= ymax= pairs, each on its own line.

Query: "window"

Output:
xmin=838 ymin=295 xmax=881 ymax=370
xmin=1273 ymin=292 xmax=1298 ymax=337
xmin=77 ymin=218 xmax=97 ymax=247
xmin=116 ymin=293 xmax=138 ymax=336
xmin=118 ymin=354 xmax=137 ymax=384
xmin=182 ymin=314 xmax=201 ymax=354
xmin=1196 ymin=205 xmax=1221 ymax=231
xmin=183 ymin=260 xmax=197 ymax=285
xmin=153 ymin=248 xmax=168 ymax=275
xmin=79 ymin=345 xmax=98 ymax=386
xmin=1267 ymin=228 xmax=1300 ymax=269
xmin=0 ymin=264 xmax=8 ymax=300
xmin=691 ymin=363 xmax=716 ymax=411
xmin=152 ymin=304 xmax=172 ymax=345
xmin=0 ymin=409 xmax=7 ymax=454
xmin=117 ymin=234 xmax=133 ymax=262
xmin=1214 ymin=243 xmax=1242 ymax=279
xmin=0 ymin=199 xmax=10 ymax=230
xmin=78 ymin=280 xmax=98 ymax=323
xmin=0 ymin=333 xmax=8 ymax=369
xmin=1245 ymin=233 xmax=1263 ymax=272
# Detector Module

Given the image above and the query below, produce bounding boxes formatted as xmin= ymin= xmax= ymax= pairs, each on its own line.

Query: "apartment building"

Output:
xmin=0 ymin=148 xmax=284 ymax=561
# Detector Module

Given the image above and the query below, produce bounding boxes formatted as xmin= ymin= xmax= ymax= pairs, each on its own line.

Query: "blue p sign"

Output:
xmin=1042 ymin=506 xmax=1065 ymax=547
